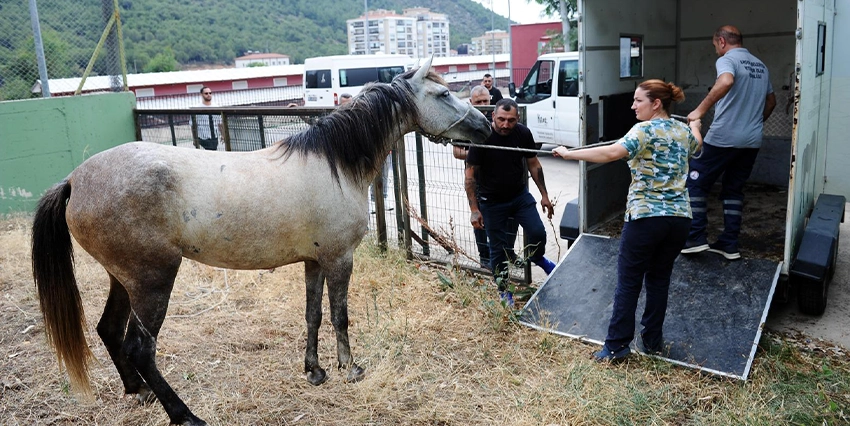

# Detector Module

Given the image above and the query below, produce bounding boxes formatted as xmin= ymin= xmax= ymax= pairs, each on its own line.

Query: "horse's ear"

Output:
xmin=412 ymin=56 xmax=434 ymax=83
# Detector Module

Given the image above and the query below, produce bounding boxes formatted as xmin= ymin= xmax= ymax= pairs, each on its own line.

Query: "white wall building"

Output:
xmin=347 ymin=8 xmax=450 ymax=58
xmin=234 ymin=53 xmax=290 ymax=68
xmin=472 ymin=30 xmax=510 ymax=55
xmin=403 ymin=7 xmax=450 ymax=58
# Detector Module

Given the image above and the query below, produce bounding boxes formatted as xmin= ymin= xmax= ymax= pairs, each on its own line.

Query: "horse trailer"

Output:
xmin=522 ymin=0 xmax=848 ymax=379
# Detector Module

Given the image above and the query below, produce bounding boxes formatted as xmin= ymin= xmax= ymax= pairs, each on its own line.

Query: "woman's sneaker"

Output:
xmin=708 ymin=242 xmax=741 ymax=260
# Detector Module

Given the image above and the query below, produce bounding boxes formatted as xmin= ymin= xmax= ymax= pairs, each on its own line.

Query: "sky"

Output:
xmin=472 ymin=0 xmax=560 ymax=26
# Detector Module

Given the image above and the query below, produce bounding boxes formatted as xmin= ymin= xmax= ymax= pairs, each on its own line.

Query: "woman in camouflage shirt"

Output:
xmin=552 ymin=79 xmax=703 ymax=363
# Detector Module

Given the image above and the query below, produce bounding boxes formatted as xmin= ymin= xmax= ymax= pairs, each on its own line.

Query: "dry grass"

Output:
xmin=1 ymin=214 xmax=849 ymax=425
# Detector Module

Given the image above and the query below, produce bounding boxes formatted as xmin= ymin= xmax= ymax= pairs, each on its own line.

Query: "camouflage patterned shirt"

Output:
xmin=617 ymin=118 xmax=700 ymax=221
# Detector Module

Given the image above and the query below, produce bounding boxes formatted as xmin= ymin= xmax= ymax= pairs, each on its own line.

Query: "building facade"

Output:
xmin=234 ymin=53 xmax=290 ymax=68
xmin=403 ymin=7 xmax=450 ymax=58
xmin=472 ymin=30 xmax=510 ymax=56
xmin=346 ymin=8 xmax=449 ymax=58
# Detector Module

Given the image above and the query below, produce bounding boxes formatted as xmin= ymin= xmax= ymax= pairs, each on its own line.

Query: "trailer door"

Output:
xmin=786 ymin=0 xmax=836 ymax=267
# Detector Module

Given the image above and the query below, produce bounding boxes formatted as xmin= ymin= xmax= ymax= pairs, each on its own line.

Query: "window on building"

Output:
xmin=135 ymin=88 xmax=155 ymax=97
xmin=619 ymin=35 xmax=643 ymax=79
xmin=187 ymin=84 xmax=204 ymax=93
xmin=273 ymin=77 xmax=288 ymax=87
xmin=232 ymin=80 xmax=248 ymax=90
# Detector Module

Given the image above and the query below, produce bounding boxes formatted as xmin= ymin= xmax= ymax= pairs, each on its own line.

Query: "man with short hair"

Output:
xmin=465 ymin=98 xmax=556 ymax=305
xmin=193 ymin=86 xmax=221 ymax=150
xmin=453 ymin=86 xmax=517 ymax=270
xmin=339 ymin=92 xmax=353 ymax=105
xmin=681 ymin=25 xmax=777 ymax=260
xmin=482 ymin=73 xmax=503 ymax=103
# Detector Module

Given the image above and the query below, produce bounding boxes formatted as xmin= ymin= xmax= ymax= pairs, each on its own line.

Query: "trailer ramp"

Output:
xmin=520 ymin=234 xmax=780 ymax=380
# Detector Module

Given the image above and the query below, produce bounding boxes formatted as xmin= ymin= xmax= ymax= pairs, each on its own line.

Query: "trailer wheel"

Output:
xmin=797 ymin=276 xmax=828 ymax=315
xmin=796 ymin=236 xmax=837 ymax=316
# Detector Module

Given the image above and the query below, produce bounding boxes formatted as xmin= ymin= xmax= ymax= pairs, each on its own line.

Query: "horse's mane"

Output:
xmin=278 ymin=70 xmax=447 ymax=184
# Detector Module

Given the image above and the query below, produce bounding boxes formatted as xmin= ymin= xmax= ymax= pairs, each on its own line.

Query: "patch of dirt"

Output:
xmin=590 ymin=182 xmax=787 ymax=262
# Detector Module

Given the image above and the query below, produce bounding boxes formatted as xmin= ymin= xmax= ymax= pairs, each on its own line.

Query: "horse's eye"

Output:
xmin=441 ymin=91 xmax=450 ymax=98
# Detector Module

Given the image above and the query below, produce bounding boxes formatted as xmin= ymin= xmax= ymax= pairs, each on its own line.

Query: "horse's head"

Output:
xmin=404 ymin=57 xmax=491 ymax=145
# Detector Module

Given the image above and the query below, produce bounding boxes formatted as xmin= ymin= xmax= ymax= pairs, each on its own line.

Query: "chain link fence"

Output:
xmin=0 ymin=0 xmax=126 ymax=101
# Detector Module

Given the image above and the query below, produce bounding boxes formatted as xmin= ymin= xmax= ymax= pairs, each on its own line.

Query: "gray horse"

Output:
xmin=31 ymin=57 xmax=490 ymax=426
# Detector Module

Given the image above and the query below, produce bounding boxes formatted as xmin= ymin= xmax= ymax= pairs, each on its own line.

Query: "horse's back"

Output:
xmin=65 ymin=142 xmax=369 ymax=271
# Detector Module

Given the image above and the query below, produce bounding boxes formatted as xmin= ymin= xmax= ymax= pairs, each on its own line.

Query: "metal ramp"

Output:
xmin=520 ymin=234 xmax=781 ymax=380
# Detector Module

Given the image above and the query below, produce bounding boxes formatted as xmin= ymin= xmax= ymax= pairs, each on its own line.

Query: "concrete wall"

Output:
xmin=0 ymin=92 xmax=137 ymax=213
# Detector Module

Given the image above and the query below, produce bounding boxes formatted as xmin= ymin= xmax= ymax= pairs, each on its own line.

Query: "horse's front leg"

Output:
xmin=325 ymin=255 xmax=365 ymax=383
xmin=304 ymin=260 xmax=328 ymax=385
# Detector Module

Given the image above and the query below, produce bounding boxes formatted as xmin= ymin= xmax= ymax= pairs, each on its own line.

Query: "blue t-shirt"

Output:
xmin=705 ymin=48 xmax=773 ymax=149
xmin=618 ymin=119 xmax=700 ymax=221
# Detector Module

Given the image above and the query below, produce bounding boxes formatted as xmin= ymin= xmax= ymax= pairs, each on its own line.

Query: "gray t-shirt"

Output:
xmin=705 ymin=48 xmax=773 ymax=149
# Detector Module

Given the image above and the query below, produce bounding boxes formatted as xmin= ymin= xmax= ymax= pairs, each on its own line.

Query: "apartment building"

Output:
xmin=402 ymin=7 xmax=450 ymax=58
xmin=346 ymin=8 xmax=449 ymax=58
xmin=472 ymin=30 xmax=510 ymax=55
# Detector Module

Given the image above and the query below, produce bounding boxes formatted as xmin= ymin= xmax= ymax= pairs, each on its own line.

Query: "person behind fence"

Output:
xmin=465 ymin=98 xmax=556 ymax=306
xmin=453 ymin=86 xmax=517 ymax=269
xmin=552 ymin=79 xmax=703 ymax=362
xmin=193 ymin=86 xmax=221 ymax=150
xmin=482 ymin=73 xmax=503 ymax=104
xmin=680 ymin=25 xmax=777 ymax=261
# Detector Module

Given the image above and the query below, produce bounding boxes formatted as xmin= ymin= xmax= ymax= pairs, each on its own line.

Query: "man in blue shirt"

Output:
xmin=681 ymin=25 xmax=777 ymax=260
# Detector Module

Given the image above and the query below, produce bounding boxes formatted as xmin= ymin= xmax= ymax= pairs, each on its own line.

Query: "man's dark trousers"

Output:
xmin=478 ymin=191 xmax=546 ymax=290
xmin=686 ymin=143 xmax=759 ymax=248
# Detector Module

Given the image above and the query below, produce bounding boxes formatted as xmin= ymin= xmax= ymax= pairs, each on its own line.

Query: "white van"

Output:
xmin=303 ymin=54 xmax=414 ymax=107
xmin=510 ymin=52 xmax=580 ymax=147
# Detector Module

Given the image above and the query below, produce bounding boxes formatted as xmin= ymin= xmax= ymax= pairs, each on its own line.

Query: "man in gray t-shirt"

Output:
xmin=680 ymin=25 xmax=777 ymax=260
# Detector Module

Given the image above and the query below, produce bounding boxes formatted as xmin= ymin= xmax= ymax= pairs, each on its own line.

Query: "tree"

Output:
xmin=531 ymin=0 xmax=577 ymax=51
xmin=142 ymin=48 xmax=179 ymax=73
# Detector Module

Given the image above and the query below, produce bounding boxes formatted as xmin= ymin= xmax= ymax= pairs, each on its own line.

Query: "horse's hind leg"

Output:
xmin=96 ymin=274 xmax=153 ymax=403
xmin=324 ymin=255 xmax=365 ymax=382
xmin=121 ymin=263 xmax=206 ymax=426
xmin=304 ymin=260 xmax=328 ymax=385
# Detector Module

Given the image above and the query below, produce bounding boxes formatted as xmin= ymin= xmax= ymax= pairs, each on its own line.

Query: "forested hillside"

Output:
xmin=3 ymin=0 xmax=511 ymax=73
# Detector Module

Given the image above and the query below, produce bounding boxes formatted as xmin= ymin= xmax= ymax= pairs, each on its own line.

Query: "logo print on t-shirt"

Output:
xmin=689 ymin=170 xmax=700 ymax=180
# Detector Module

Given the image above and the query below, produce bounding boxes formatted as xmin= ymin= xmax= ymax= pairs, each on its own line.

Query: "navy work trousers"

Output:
xmin=686 ymin=143 xmax=759 ymax=247
xmin=478 ymin=191 xmax=547 ymax=289
xmin=605 ymin=216 xmax=691 ymax=351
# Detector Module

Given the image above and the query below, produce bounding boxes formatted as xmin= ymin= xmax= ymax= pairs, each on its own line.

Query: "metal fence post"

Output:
xmin=168 ymin=115 xmax=177 ymax=146
xmin=373 ymin=169 xmax=388 ymax=252
xmin=394 ymin=138 xmax=412 ymax=258
xmin=220 ymin=113 xmax=231 ymax=151
xmin=28 ymin=0 xmax=50 ymax=98
xmin=414 ymin=133 xmax=430 ymax=257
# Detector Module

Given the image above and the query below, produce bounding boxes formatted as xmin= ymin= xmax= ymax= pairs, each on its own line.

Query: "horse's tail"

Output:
xmin=31 ymin=180 xmax=94 ymax=398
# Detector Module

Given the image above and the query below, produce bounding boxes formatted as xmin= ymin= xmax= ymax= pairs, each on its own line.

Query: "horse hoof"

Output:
xmin=306 ymin=368 xmax=328 ymax=386
xmin=134 ymin=385 xmax=157 ymax=405
xmin=345 ymin=364 xmax=366 ymax=383
xmin=178 ymin=414 xmax=207 ymax=426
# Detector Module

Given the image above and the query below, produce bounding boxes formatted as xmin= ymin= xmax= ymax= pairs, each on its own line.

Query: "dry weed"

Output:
xmin=1 ymin=216 xmax=848 ymax=425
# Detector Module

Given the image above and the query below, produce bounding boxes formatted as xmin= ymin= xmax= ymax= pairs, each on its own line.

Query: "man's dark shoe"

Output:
xmin=592 ymin=345 xmax=631 ymax=363
xmin=707 ymin=242 xmax=741 ymax=260
xmin=680 ymin=239 xmax=709 ymax=254
xmin=533 ymin=257 xmax=556 ymax=275
xmin=640 ymin=333 xmax=664 ymax=355
xmin=499 ymin=290 xmax=514 ymax=308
